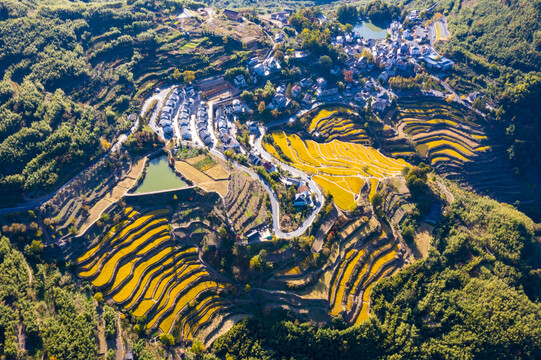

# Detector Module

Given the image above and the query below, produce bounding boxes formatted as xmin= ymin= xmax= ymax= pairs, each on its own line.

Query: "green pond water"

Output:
xmin=353 ymin=21 xmax=388 ymax=39
xmin=135 ymin=155 xmax=186 ymax=194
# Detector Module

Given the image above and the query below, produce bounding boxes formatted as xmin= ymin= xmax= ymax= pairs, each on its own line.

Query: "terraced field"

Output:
xmin=266 ymin=131 xmax=408 ymax=210
xmin=261 ymin=215 xmax=402 ymax=325
xmin=395 ymin=101 xmax=489 ymax=166
xmin=309 ymin=106 xmax=371 ymax=145
xmin=224 ymin=173 xmax=268 ymax=235
xmin=327 ymin=232 xmax=400 ymax=324
xmin=394 ymin=100 xmax=527 ymax=206
xmin=77 ymin=208 xmax=243 ymax=344
xmin=40 ymin=153 xmax=140 ymax=237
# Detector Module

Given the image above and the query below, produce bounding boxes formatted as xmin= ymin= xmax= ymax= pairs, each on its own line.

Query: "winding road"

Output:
xmin=210 ymin=144 xmax=323 ymax=239
xmin=253 ymin=126 xmax=325 ymax=238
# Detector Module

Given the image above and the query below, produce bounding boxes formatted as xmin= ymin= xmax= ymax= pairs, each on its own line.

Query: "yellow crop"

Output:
xmin=91 ymin=229 xmax=170 ymax=287
xmin=330 ymin=250 xmax=366 ymax=316
xmin=151 ymin=279 xmax=215 ymax=331
xmin=112 ymin=248 xmax=173 ymax=302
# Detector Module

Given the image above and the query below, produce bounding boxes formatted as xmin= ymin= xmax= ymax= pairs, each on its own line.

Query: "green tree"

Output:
xmin=173 ymin=68 xmax=182 ymax=80
xmin=183 ymin=70 xmax=195 ymax=83
xmin=104 ymin=306 xmax=117 ymax=339
xmin=107 ymin=349 xmax=116 ymax=360
xmin=401 ymin=225 xmax=415 ymax=243
xmin=24 ymin=240 xmax=43 ymax=260
xmin=336 ymin=4 xmax=358 ymax=24
xmin=274 ymin=49 xmax=284 ymax=62
xmin=285 ymin=83 xmax=293 ymax=99
xmin=371 ymin=191 xmax=383 ymax=208
xmin=159 ymin=333 xmax=175 ymax=346
xmin=258 ymin=101 xmax=266 ymax=114
xmin=318 ymin=55 xmax=333 ymax=72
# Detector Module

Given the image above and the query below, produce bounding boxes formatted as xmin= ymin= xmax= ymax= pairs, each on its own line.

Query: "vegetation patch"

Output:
xmin=193 ymin=156 xmax=218 ymax=172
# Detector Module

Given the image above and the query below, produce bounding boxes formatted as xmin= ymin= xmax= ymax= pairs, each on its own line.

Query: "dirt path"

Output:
xmin=115 ymin=313 xmax=124 ymax=360
xmin=17 ymin=323 xmax=25 ymax=354
xmin=436 ymin=180 xmax=455 ymax=204
xmin=26 ymin=262 xmax=32 ymax=285
xmin=97 ymin=316 xmax=107 ymax=357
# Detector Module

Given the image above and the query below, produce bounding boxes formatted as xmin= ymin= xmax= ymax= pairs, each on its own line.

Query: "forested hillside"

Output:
xmin=213 ymin=189 xmax=541 ymax=359
xmin=408 ymin=0 xmax=541 ymax=213
xmin=0 ymin=0 xmax=264 ymax=206
xmin=0 ymin=235 xmax=98 ymax=359
xmin=0 ymin=0 xmax=156 ymax=201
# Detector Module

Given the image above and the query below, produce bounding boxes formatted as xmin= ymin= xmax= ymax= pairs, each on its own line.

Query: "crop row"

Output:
xmin=267 ymin=131 xmax=408 ymax=209
xmin=327 ymin=232 xmax=399 ymax=323
xmin=77 ymin=209 xmax=234 ymax=340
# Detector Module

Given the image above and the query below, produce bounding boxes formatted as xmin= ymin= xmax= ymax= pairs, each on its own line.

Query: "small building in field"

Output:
xmin=234 ymin=74 xmax=247 ymax=88
xmin=263 ymin=162 xmax=276 ymax=173
xmin=224 ymin=9 xmax=242 ymax=21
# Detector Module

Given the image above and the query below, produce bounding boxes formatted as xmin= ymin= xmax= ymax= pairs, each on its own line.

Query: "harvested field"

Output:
xmin=174 ymin=159 xmax=229 ymax=197
xmin=204 ymin=163 xmax=230 ymax=180
xmin=186 ymin=154 xmax=207 ymax=165
xmin=224 ymin=173 xmax=268 ymax=234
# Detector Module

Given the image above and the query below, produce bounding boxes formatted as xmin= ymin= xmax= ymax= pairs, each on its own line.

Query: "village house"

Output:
xmin=299 ymin=78 xmax=313 ymax=88
xmin=249 ymin=153 xmax=262 ymax=166
xmin=274 ymin=33 xmax=285 ymax=42
xmin=291 ymin=84 xmax=301 ymax=98
xmin=294 ymin=184 xmax=311 ymax=207
xmin=246 ymin=121 xmax=259 ymax=134
xmin=234 ymin=74 xmax=247 ymax=88
xmin=263 ymin=162 xmax=276 ymax=173
xmin=301 ymin=93 xmax=313 ymax=107
xmin=232 ymin=99 xmax=242 ymax=113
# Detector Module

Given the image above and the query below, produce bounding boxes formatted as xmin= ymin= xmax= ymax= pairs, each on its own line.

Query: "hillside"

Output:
xmin=213 ymin=188 xmax=541 ymax=359
xmin=0 ymin=0 xmax=269 ymax=207
xmin=0 ymin=0 xmax=540 ymax=359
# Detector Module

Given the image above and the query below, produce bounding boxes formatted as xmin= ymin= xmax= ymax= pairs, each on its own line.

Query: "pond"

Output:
xmin=135 ymin=155 xmax=187 ymax=194
xmin=353 ymin=21 xmax=388 ymax=39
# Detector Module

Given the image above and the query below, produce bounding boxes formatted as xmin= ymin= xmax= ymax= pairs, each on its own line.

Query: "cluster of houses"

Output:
xmin=270 ymin=10 xmax=292 ymax=23
xmin=159 ymin=88 xmax=182 ymax=137
xmin=196 ymin=103 xmax=213 ymax=146
xmin=315 ymin=77 xmax=339 ymax=99
xmin=407 ymin=10 xmax=422 ymax=23
xmin=178 ymin=86 xmax=196 ymax=141
xmin=252 ymin=56 xmax=282 ymax=78
xmin=248 ymin=152 xmax=276 ymax=174
xmin=215 ymin=102 xmax=241 ymax=151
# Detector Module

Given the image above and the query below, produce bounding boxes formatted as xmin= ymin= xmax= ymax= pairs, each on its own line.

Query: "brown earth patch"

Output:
xmin=79 ymin=157 xmax=146 ymax=234
xmin=174 ymin=160 xmax=229 ymax=197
